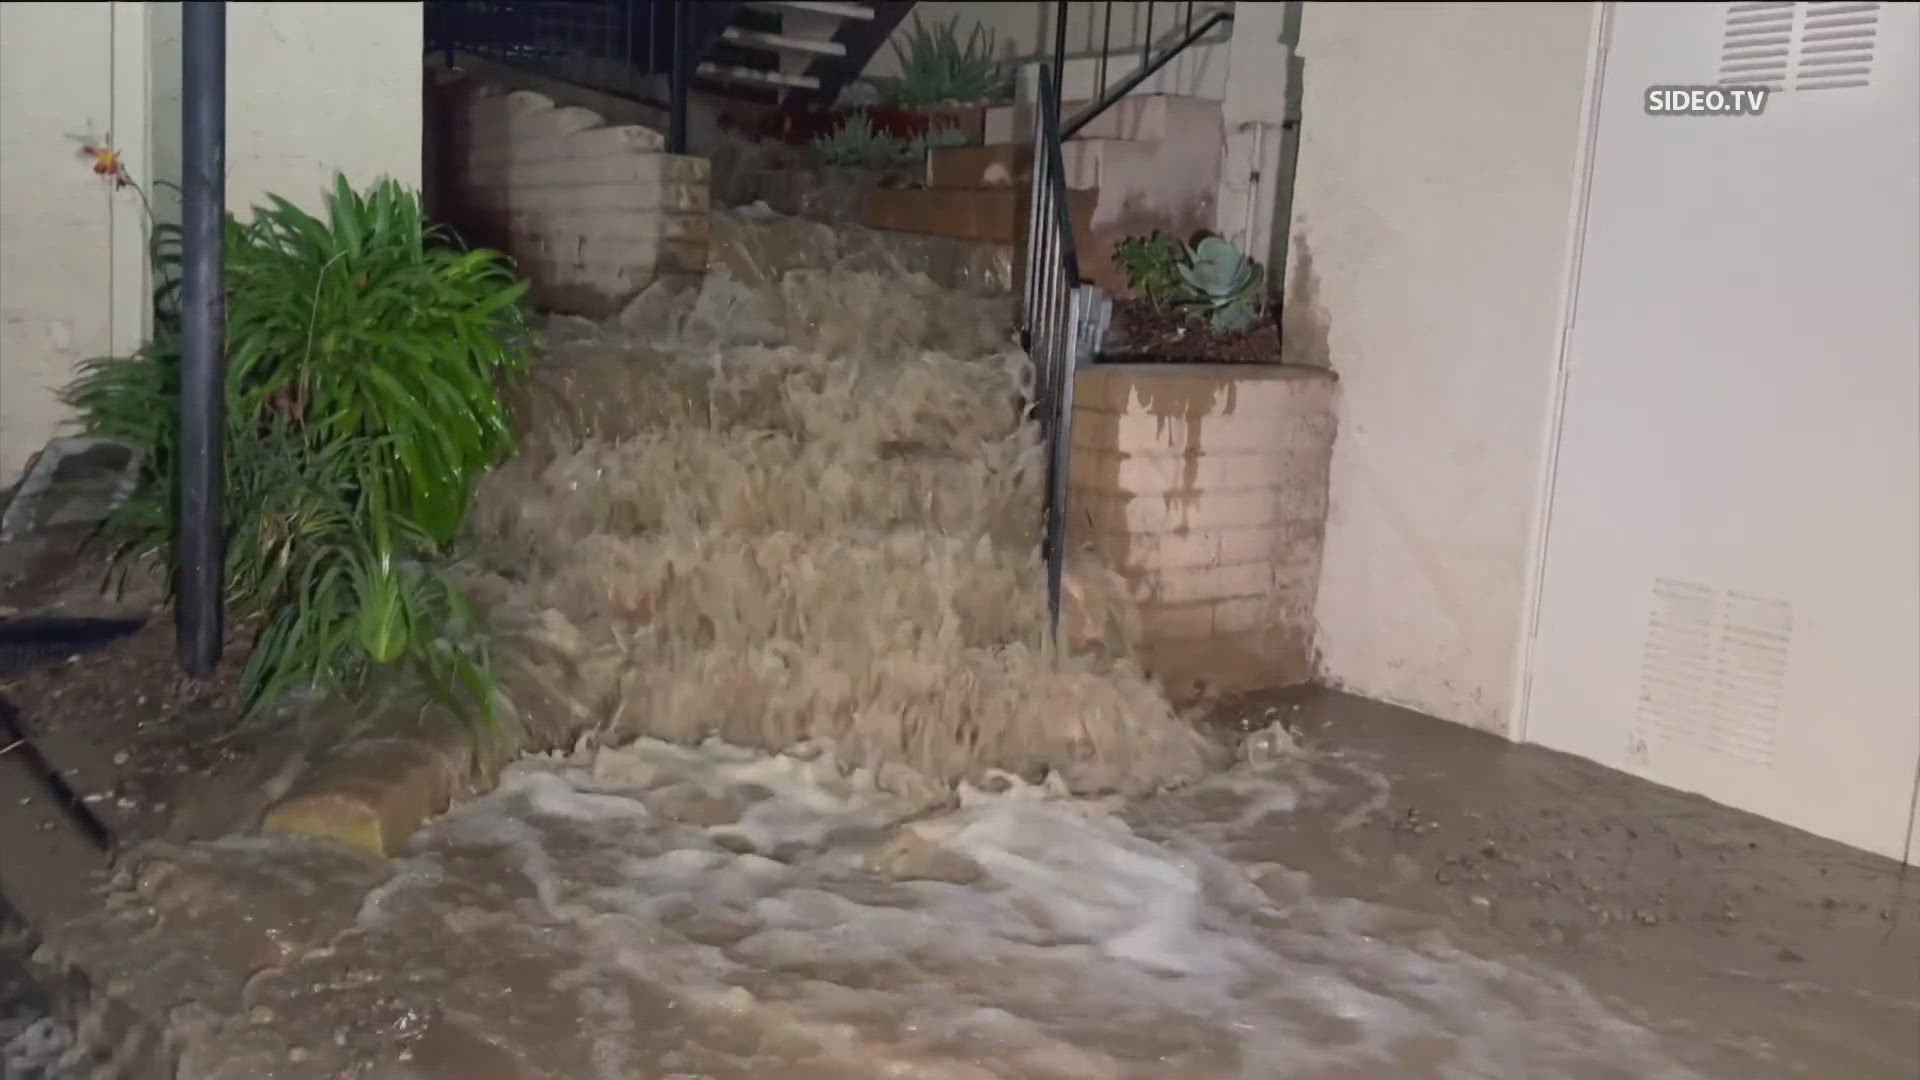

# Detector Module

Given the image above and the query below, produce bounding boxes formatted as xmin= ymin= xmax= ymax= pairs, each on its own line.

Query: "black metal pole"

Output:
xmin=178 ymin=0 xmax=226 ymax=678
xmin=1098 ymin=3 xmax=1112 ymax=98
xmin=668 ymin=0 xmax=690 ymax=154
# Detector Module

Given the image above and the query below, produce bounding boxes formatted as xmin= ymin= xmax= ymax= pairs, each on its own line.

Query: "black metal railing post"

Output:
xmin=1050 ymin=2 xmax=1069 ymax=118
xmin=179 ymin=0 xmax=227 ymax=677
xmin=668 ymin=0 xmax=691 ymax=154
xmin=1023 ymin=63 xmax=1101 ymax=638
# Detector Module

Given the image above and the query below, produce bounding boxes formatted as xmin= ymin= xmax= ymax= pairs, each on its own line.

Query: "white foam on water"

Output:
xmin=332 ymin=739 xmax=1702 ymax=1079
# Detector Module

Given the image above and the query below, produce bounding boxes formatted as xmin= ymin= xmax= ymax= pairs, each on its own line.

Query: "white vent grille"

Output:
xmin=1719 ymin=1 xmax=1883 ymax=93
xmin=1720 ymin=2 xmax=1796 ymax=89
xmin=1632 ymin=579 xmax=1792 ymax=768
xmin=1796 ymin=1 xmax=1881 ymax=90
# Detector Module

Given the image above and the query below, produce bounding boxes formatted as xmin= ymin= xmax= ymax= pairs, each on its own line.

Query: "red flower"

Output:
xmin=81 ymin=142 xmax=130 ymax=188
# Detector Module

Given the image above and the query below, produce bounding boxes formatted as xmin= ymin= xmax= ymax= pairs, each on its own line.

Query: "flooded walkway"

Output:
xmin=41 ymin=692 xmax=1916 ymax=1079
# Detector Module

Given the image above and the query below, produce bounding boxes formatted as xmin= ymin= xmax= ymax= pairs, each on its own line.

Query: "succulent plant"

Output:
xmin=809 ymin=113 xmax=915 ymax=168
xmin=1175 ymin=235 xmax=1264 ymax=332
xmin=1114 ymin=231 xmax=1186 ymax=305
xmin=873 ymin=15 xmax=1012 ymax=107
xmin=910 ymin=123 xmax=972 ymax=155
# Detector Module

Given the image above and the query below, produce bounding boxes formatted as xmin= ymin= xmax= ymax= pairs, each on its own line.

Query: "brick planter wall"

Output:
xmin=1068 ymin=363 xmax=1337 ymax=699
xmin=430 ymin=83 xmax=711 ymax=318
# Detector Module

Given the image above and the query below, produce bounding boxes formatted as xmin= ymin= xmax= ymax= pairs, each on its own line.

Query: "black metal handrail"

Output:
xmin=1035 ymin=2 xmax=1235 ymax=139
xmin=1021 ymin=64 xmax=1107 ymax=637
xmin=1063 ymin=7 xmax=1233 ymax=139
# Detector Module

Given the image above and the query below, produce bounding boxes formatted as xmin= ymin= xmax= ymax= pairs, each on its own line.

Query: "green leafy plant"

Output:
xmin=809 ymin=112 xmax=915 ymax=168
xmin=873 ymin=15 xmax=1011 ymax=107
xmin=1175 ymin=235 xmax=1264 ymax=332
xmin=65 ymin=173 xmax=529 ymax=722
xmin=1114 ymin=232 xmax=1187 ymax=306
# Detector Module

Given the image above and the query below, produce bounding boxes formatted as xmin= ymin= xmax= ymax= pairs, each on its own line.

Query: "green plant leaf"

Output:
xmin=66 ymin=170 xmax=527 ymax=728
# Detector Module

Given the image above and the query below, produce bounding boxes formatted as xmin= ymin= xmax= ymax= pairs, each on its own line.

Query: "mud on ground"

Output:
xmin=1193 ymin=689 xmax=1920 ymax=1078
xmin=13 ymin=688 xmax=1916 ymax=1079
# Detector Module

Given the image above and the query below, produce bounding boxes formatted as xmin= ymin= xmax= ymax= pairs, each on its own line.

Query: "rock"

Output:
xmin=0 ymin=436 xmax=141 ymax=541
xmin=647 ymin=784 xmax=745 ymax=827
xmin=590 ymin=745 xmax=660 ymax=790
xmin=863 ymin=830 xmax=984 ymax=886
xmin=1238 ymin=721 xmax=1296 ymax=767
xmin=612 ymin=275 xmax=699 ymax=338
xmin=261 ymin=730 xmax=471 ymax=857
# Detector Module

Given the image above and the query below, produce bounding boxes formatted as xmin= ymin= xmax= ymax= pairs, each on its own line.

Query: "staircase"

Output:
xmin=700 ymin=0 xmax=914 ymax=105
xmin=860 ymin=93 xmax=1225 ymax=294
xmin=425 ymin=0 xmax=913 ymax=113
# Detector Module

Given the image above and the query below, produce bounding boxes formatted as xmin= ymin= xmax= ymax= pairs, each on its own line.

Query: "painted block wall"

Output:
xmin=1284 ymin=2 xmax=1598 ymax=733
xmin=432 ymin=84 xmax=710 ymax=317
xmin=1 ymin=1 xmax=425 ymax=485
xmin=1068 ymin=364 xmax=1336 ymax=699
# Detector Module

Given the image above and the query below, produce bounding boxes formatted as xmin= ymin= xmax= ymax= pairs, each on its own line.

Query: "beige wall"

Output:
xmin=0 ymin=1 xmax=148 ymax=483
xmin=1069 ymin=364 xmax=1335 ymax=700
xmin=433 ymin=84 xmax=708 ymax=318
xmin=0 ymin=1 xmax=423 ymax=485
xmin=1286 ymin=2 xmax=1598 ymax=734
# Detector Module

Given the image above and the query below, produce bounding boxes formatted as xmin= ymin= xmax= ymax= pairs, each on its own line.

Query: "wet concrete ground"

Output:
xmin=16 ymin=689 xmax=1917 ymax=1079
xmin=1196 ymin=690 xmax=1920 ymax=1078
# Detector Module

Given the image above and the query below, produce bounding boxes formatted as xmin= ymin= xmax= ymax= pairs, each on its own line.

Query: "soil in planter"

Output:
xmin=1101 ymin=297 xmax=1283 ymax=365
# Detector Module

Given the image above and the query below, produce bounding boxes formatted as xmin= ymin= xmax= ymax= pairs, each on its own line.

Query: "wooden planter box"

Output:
xmin=861 ymin=185 xmax=1095 ymax=245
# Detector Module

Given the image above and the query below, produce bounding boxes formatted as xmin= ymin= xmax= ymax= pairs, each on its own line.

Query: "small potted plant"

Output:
xmin=1103 ymin=232 xmax=1282 ymax=363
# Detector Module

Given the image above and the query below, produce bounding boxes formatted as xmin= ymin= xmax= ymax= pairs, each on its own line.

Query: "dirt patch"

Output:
xmin=0 ymin=611 xmax=270 ymax=845
xmin=1101 ymin=297 xmax=1282 ymax=365
xmin=0 ymin=527 xmax=343 ymax=851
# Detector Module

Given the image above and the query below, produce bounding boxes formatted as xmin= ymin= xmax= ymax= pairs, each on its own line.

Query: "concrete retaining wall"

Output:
xmin=1069 ymin=363 xmax=1336 ymax=698
xmin=430 ymin=83 xmax=711 ymax=317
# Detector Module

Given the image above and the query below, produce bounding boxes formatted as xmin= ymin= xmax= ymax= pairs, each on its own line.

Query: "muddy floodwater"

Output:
xmin=23 ymin=691 xmax=1915 ymax=1080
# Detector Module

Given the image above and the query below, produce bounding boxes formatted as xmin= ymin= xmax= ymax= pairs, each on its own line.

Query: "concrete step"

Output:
xmin=746 ymin=0 xmax=874 ymax=20
xmin=927 ymin=140 xmax=1157 ymax=193
xmin=983 ymin=93 xmax=1223 ymax=147
xmin=721 ymin=26 xmax=848 ymax=58
xmin=696 ymin=62 xmax=820 ymax=91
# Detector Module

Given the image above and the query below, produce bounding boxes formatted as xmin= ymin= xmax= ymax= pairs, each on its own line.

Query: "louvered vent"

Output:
xmin=1718 ymin=2 xmax=1883 ymax=93
xmin=1795 ymin=1 xmax=1881 ymax=91
xmin=1720 ymin=2 xmax=1796 ymax=89
xmin=1631 ymin=579 xmax=1792 ymax=768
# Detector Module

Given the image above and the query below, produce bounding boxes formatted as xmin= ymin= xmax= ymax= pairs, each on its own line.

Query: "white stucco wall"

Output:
xmin=1 ymin=1 xmax=423 ymax=486
xmin=222 ymin=2 xmax=424 ymax=214
xmin=1288 ymin=2 xmax=1598 ymax=734
xmin=0 ymin=1 xmax=149 ymax=484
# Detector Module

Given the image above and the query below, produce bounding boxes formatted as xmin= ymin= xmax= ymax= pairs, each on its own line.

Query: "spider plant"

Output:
xmin=65 ymin=173 xmax=529 ymax=722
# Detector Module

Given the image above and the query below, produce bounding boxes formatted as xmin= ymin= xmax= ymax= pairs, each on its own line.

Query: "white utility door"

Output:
xmin=1526 ymin=1 xmax=1920 ymax=860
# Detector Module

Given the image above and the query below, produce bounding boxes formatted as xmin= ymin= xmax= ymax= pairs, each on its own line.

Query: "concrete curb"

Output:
xmin=258 ymin=715 xmax=482 ymax=857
